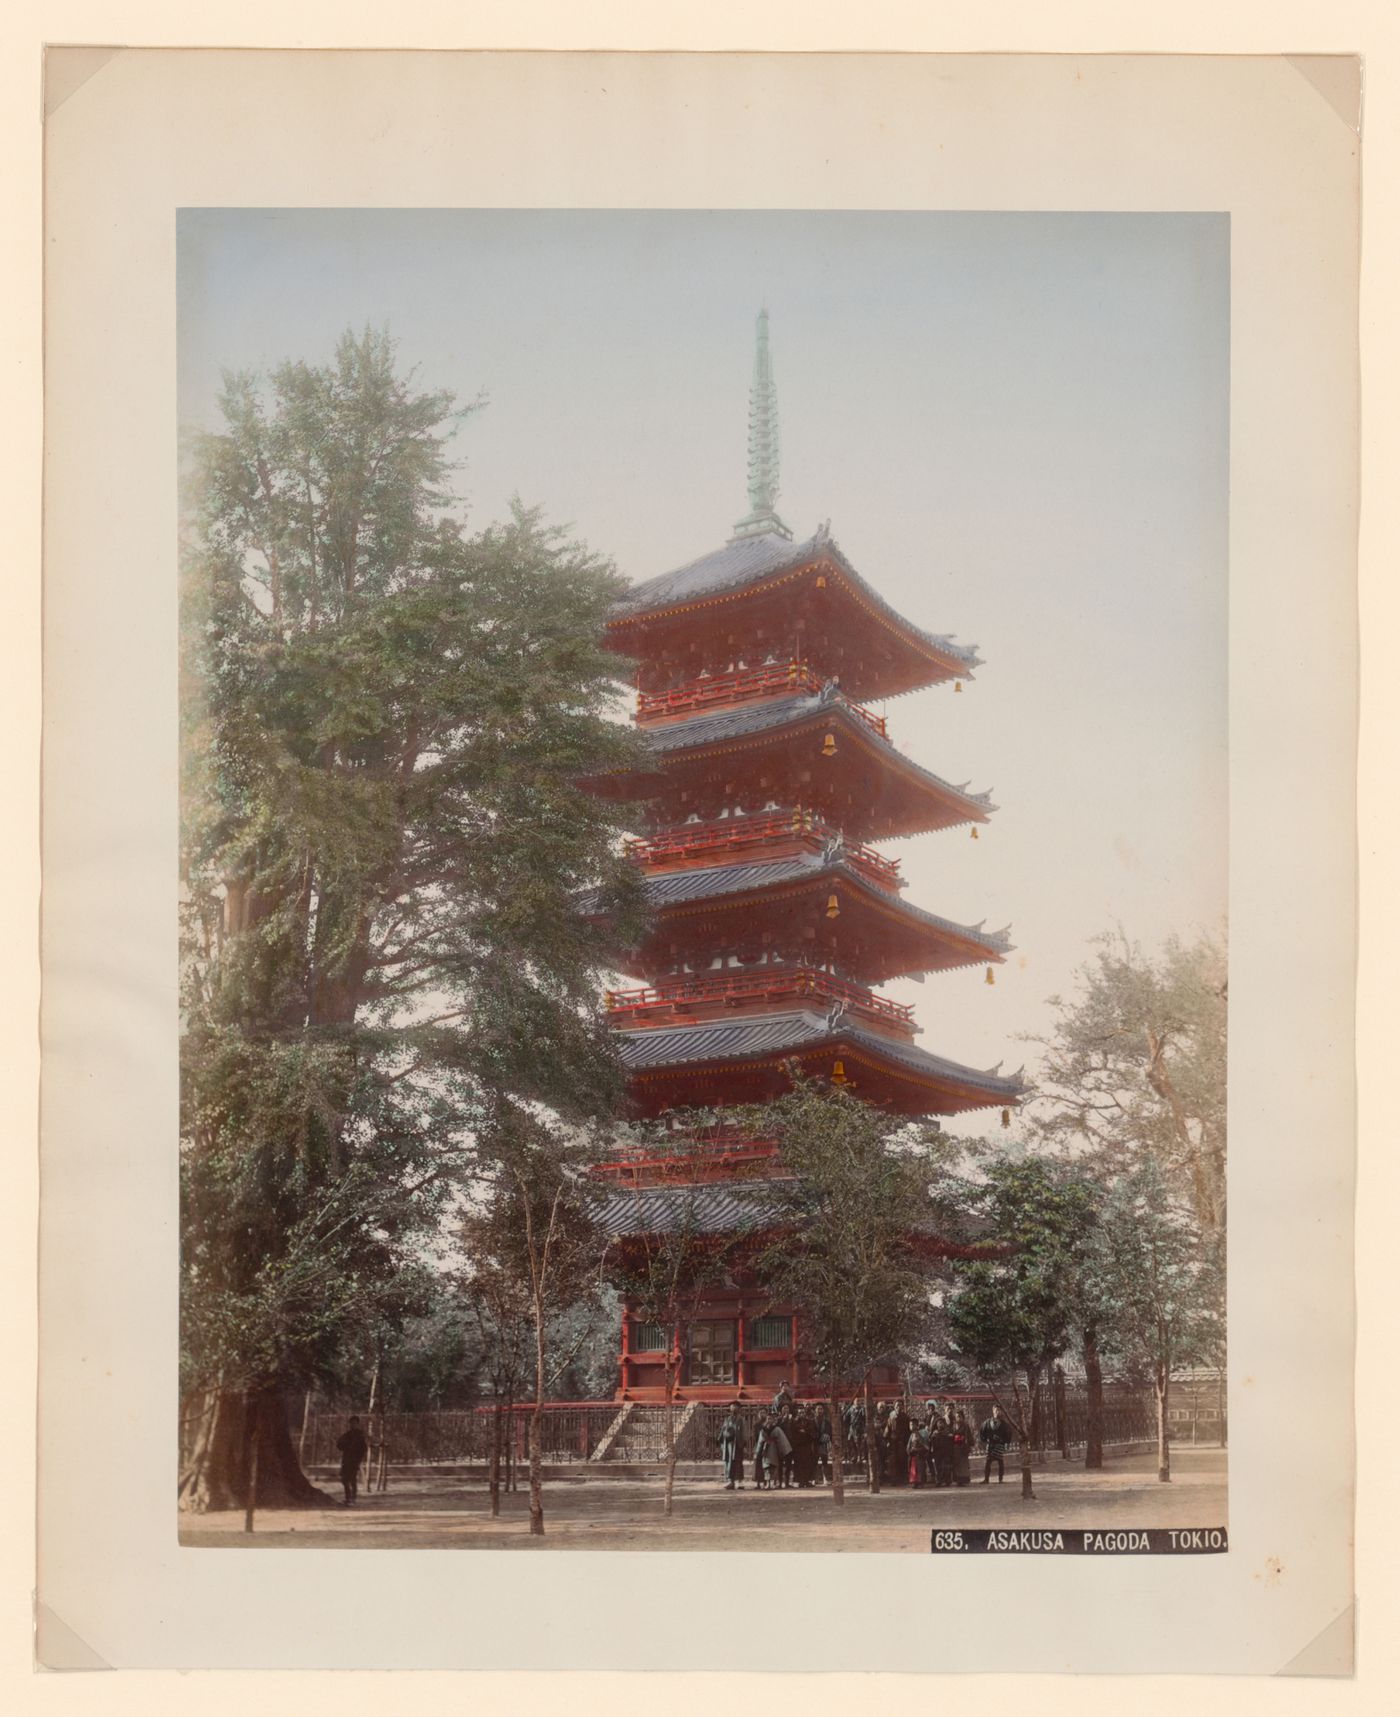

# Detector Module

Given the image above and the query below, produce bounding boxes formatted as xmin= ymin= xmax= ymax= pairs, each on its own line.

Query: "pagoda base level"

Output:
xmin=615 ymin=1378 xmax=899 ymax=1405
xmin=617 ymin=1290 xmax=909 ymax=1401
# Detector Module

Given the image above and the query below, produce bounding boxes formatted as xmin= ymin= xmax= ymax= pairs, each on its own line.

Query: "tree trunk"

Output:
xmin=243 ymin=1407 xmax=260 ymax=1534
xmin=298 ymin=1389 xmax=313 ymax=1465
xmin=864 ymin=1374 xmax=880 ymax=1494
xmin=663 ymin=1352 xmax=678 ymax=1517
xmin=1155 ymin=1368 xmax=1172 ymax=1482
xmin=829 ymin=1382 xmax=845 ymax=1507
xmin=179 ymin=1385 xmax=327 ymax=1513
xmin=529 ymin=1308 xmax=546 ymax=1536
xmin=1054 ymin=1363 xmax=1069 ymax=1459
xmin=489 ymin=1400 xmax=503 ymax=1517
xmin=1015 ymin=1369 xmax=1038 ymax=1500
xmin=1083 ymin=1330 xmax=1105 ymax=1470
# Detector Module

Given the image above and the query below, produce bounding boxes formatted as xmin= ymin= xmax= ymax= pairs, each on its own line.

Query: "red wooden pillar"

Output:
xmin=736 ymin=1297 xmax=747 ymax=1394
xmin=620 ymin=1301 xmax=632 ymax=1399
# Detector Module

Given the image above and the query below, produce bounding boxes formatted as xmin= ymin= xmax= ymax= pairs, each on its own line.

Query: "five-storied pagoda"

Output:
xmin=586 ymin=311 xmax=1022 ymax=1401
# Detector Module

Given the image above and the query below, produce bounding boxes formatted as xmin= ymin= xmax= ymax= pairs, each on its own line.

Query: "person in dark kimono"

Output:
xmin=336 ymin=1415 xmax=368 ymax=1506
xmin=931 ymin=1418 xmax=955 ymax=1487
xmin=791 ymin=1407 xmax=819 ymax=1487
xmin=813 ymin=1405 xmax=834 ymax=1484
xmin=870 ymin=1403 xmax=890 ymax=1482
xmin=980 ymin=1404 xmax=1014 ymax=1482
xmin=887 ymin=1402 xmax=911 ymax=1486
xmin=950 ymin=1411 xmax=973 ymax=1486
xmin=719 ymin=1402 xmax=746 ymax=1489
xmin=771 ymin=1412 xmax=794 ymax=1487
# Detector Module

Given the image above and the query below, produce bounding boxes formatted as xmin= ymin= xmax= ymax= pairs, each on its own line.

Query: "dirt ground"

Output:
xmin=180 ymin=1446 xmax=1227 ymax=1552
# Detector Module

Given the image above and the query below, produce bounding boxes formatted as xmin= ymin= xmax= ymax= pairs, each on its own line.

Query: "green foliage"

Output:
xmin=180 ymin=328 xmax=642 ymax=1404
xmin=738 ymin=1080 xmax=960 ymax=1389
xmin=1082 ymin=1159 xmax=1223 ymax=1385
xmin=1027 ymin=928 xmax=1226 ymax=1233
xmin=944 ymin=1156 xmax=1097 ymax=1382
xmin=317 ymin=1274 xmax=486 ymax=1412
xmin=463 ymin=1098 xmax=614 ymax=1387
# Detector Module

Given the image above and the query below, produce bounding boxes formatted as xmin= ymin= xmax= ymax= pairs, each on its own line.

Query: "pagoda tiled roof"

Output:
xmin=583 ymin=851 xmax=1013 ymax=958
xmin=593 ymin=1181 xmax=784 ymax=1239
xmin=614 ymin=1007 xmax=1026 ymax=1103
xmin=640 ymin=691 xmax=996 ymax=813
xmin=611 ymin=528 xmax=981 ymax=672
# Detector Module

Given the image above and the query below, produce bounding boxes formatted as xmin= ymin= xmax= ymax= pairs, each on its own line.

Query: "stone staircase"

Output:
xmin=592 ymin=1401 xmax=701 ymax=1463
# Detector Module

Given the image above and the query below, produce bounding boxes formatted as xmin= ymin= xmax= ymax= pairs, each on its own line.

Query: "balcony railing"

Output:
xmin=635 ymin=660 xmax=889 ymax=740
xmin=625 ymin=808 xmax=902 ymax=892
xmin=589 ymin=1135 xmax=782 ymax=1186
xmin=604 ymin=965 xmax=916 ymax=1032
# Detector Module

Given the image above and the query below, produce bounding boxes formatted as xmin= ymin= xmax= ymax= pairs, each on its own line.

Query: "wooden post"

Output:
xmin=298 ymin=1388 xmax=313 ymax=1466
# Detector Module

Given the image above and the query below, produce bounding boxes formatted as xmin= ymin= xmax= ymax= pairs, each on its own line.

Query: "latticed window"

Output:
xmin=687 ymin=1320 xmax=737 ymax=1385
xmin=748 ymin=1315 xmax=792 ymax=1351
xmin=633 ymin=1322 xmax=670 ymax=1353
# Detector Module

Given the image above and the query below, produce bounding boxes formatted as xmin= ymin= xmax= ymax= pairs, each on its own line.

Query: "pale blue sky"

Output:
xmin=178 ymin=210 xmax=1228 ymax=1124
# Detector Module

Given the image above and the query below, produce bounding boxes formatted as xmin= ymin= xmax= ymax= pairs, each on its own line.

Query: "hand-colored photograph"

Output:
xmin=175 ymin=208 xmax=1228 ymax=1551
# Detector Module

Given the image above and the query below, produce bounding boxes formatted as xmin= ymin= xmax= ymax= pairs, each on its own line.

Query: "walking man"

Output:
xmin=980 ymin=1403 xmax=1013 ymax=1484
xmin=336 ymin=1415 xmax=368 ymax=1507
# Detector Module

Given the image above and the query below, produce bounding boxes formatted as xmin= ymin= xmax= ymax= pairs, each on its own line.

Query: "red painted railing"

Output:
xmin=626 ymin=809 xmax=902 ymax=892
xmin=635 ymin=660 xmax=889 ymax=740
xmin=589 ymin=1136 xmax=782 ymax=1185
xmin=604 ymin=965 xmax=916 ymax=1031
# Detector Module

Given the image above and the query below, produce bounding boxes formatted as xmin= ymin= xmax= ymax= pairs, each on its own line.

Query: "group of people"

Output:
xmin=718 ymin=1388 xmax=1017 ymax=1491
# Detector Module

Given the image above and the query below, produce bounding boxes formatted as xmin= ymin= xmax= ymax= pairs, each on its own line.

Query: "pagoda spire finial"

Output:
xmin=731 ymin=307 xmax=793 ymax=542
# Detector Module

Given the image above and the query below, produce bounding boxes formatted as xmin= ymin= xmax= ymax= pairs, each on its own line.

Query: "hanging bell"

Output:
xmin=954 ymin=681 xmax=962 ymax=694
xmin=821 ymin=733 xmax=837 ymax=757
xmin=825 ymin=893 xmax=841 ymax=919
xmin=1001 ymin=1109 xmax=1011 ymax=1130
xmin=985 ymin=966 xmax=996 ymax=986
xmin=970 ymin=826 xmax=979 ymax=841
xmin=831 ymin=1060 xmax=848 ymax=1084
xmin=816 ymin=574 xmax=828 ymax=589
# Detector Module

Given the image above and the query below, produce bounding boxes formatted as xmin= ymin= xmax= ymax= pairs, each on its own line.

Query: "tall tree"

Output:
xmin=945 ymin=1156 xmax=1097 ymax=1500
xmin=468 ymin=1102 xmax=612 ymax=1536
xmin=461 ymin=1242 xmax=535 ymax=1518
xmin=743 ymin=1081 xmax=960 ymax=1505
xmin=1084 ymin=1160 xmax=1224 ymax=1482
xmin=1026 ymin=929 xmax=1227 ymax=1236
xmin=180 ymin=328 xmax=643 ymax=1510
xmin=611 ymin=1182 xmax=735 ymax=1516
